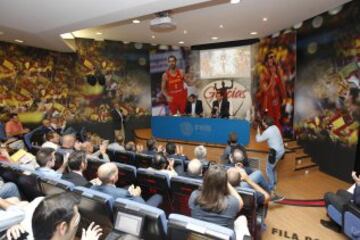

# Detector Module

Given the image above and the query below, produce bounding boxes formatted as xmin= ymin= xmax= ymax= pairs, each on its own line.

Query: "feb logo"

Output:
xmin=200 ymin=80 xmax=252 ymax=119
xmin=180 ymin=121 xmax=194 ymax=136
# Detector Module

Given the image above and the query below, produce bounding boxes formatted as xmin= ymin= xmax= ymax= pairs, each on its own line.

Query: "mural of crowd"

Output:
xmin=294 ymin=1 xmax=360 ymax=148
xmin=0 ymin=39 xmax=152 ymax=124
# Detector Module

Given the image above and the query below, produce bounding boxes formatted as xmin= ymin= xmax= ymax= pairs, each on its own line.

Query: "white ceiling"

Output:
xmin=0 ymin=0 xmax=352 ymax=52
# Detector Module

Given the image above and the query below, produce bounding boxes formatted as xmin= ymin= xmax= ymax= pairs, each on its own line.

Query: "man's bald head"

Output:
xmin=97 ymin=162 xmax=118 ymax=184
xmin=187 ymin=159 xmax=203 ymax=177
xmin=61 ymin=135 xmax=76 ymax=149
xmin=231 ymin=149 xmax=245 ymax=164
xmin=227 ymin=167 xmax=241 ymax=187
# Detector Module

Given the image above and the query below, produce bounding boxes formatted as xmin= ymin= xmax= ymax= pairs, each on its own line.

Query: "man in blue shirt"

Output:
xmin=35 ymin=147 xmax=68 ymax=179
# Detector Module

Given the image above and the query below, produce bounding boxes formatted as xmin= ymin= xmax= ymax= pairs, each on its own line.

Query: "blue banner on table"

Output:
xmin=151 ymin=116 xmax=250 ymax=145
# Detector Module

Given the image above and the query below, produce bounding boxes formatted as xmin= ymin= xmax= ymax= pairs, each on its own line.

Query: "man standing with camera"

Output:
xmin=256 ymin=116 xmax=285 ymax=201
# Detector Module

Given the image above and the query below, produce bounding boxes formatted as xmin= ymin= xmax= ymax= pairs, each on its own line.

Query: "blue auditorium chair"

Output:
xmin=168 ymin=214 xmax=236 ymax=240
xmin=73 ymin=186 xmax=114 ymax=236
xmin=107 ymin=149 xmax=135 ymax=166
xmin=38 ymin=177 xmax=75 ymax=196
xmin=170 ymin=175 xmax=202 ymax=216
xmin=136 ymin=168 xmax=172 ymax=213
xmin=134 ymin=152 xmax=153 ymax=168
xmin=83 ymin=157 xmax=106 ymax=181
xmin=327 ymin=204 xmax=342 ymax=226
xmin=113 ymin=162 xmax=137 ymax=188
xmin=235 ymin=187 xmax=260 ymax=239
xmin=343 ymin=203 xmax=360 ymax=239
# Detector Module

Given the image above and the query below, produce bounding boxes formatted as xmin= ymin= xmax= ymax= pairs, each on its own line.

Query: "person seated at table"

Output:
xmin=185 ymin=94 xmax=203 ymax=117
xmin=211 ymin=92 xmax=230 ymax=119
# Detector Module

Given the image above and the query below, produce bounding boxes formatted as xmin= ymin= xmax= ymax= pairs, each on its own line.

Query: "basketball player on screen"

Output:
xmin=161 ymin=55 xmax=188 ymax=115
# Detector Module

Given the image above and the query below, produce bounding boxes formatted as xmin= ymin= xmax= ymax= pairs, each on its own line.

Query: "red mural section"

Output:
xmin=254 ymin=32 xmax=296 ymax=138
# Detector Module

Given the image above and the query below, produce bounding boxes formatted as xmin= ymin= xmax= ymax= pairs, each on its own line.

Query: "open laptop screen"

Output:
xmin=114 ymin=211 xmax=144 ymax=237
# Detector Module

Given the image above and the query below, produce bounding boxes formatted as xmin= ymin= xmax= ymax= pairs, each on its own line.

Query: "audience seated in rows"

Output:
xmin=221 ymin=132 xmax=248 ymax=165
xmin=184 ymin=159 xmax=203 ymax=179
xmin=124 ymin=141 xmax=137 ymax=152
xmin=165 ymin=142 xmax=188 ymax=162
xmin=320 ymin=172 xmax=360 ymax=232
xmin=91 ymin=162 xmax=162 ymax=207
xmin=81 ymin=141 xmax=110 ymax=162
xmin=188 ymin=164 xmax=250 ymax=239
xmin=35 ymin=148 xmax=68 ymax=179
xmin=62 ymin=151 xmax=92 ymax=187
xmin=148 ymin=153 xmax=178 ymax=178
xmin=57 ymin=134 xmax=76 ymax=156
xmin=41 ymin=132 xmax=60 ymax=151
xmin=31 ymin=192 xmax=102 ymax=240
xmin=229 ymin=147 xmax=274 ymax=201
xmin=193 ymin=145 xmax=209 ymax=167
xmin=0 ymin=177 xmax=21 ymax=199
xmin=227 ymin=167 xmax=270 ymax=205
xmin=0 ymin=197 xmax=25 ymax=233
xmin=107 ymin=133 xmax=125 ymax=152
xmin=143 ymin=138 xmax=159 ymax=156
xmin=5 ymin=113 xmax=29 ymax=139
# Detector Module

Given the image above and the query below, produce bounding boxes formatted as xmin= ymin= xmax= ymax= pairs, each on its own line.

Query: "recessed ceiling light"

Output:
xmin=230 ymin=0 xmax=241 ymax=4
xmin=262 ymin=17 xmax=268 ymax=22
xmin=211 ymin=36 xmax=218 ymax=40
xmin=95 ymin=32 xmax=103 ymax=35
xmin=183 ymin=30 xmax=188 ymax=34
xmin=219 ymin=24 xmax=224 ymax=28
xmin=178 ymin=41 xmax=185 ymax=44
xmin=132 ymin=19 xmax=141 ymax=24
xmin=250 ymin=32 xmax=258 ymax=35
xmin=152 ymin=35 xmax=156 ymax=39
xmin=60 ymin=33 xmax=74 ymax=39
xmin=14 ymin=39 xmax=24 ymax=43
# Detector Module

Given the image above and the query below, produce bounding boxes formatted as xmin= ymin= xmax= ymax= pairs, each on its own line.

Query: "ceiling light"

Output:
xmin=183 ymin=30 xmax=188 ymax=34
xmin=152 ymin=35 xmax=156 ymax=39
xmin=95 ymin=32 xmax=103 ymax=35
xmin=230 ymin=0 xmax=241 ymax=4
xmin=60 ymin=33 xmax=74 ymax=39
xmin=262 ymin=17 xmax=268 ymax=22
xmin=14 ymin=39 xmax=24 ymax=43
xmin=219 ymin=24 xmax=224 ymax=28
xmin=178 ymin=41 xmax=184 ymax=44
xmin=132 ymin=19 xmax=141 ymax=24
xmin=250 ymin=32 xmax=258 ymax=35
xmin=211 ymin=36 xmax=218 ymax=40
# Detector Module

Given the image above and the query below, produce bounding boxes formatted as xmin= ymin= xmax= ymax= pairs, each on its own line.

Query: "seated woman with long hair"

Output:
xmin=188 ymin=164 xmax=250 ymax=239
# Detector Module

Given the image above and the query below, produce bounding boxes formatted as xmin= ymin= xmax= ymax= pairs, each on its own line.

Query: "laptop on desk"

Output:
xmin=105 ymin=209 xmax=145 ymax=240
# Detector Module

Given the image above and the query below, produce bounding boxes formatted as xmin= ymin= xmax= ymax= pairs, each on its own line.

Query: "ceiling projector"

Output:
xmin=150 ymin=14 xmax=176 ymax=32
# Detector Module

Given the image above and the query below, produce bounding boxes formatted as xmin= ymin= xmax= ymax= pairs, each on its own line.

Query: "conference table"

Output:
xmin=151 ymin=116 xmax=250 ymax=145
